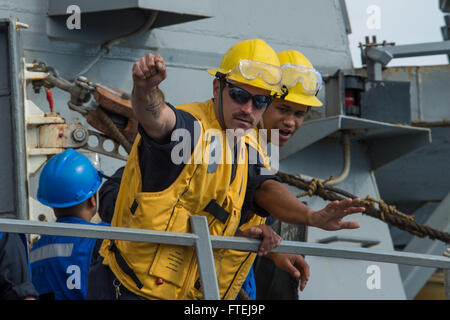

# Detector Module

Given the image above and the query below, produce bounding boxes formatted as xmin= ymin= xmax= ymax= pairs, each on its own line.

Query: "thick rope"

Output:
xmin=360 ymin=195 xmax=415 ymax=222
xmin=297 ymin=176 xmax=334 ymax=198
xmin=276 ymin=171 xmax=450 ymax=244
xmin=94 ymin=107 xmax=133 ymax=154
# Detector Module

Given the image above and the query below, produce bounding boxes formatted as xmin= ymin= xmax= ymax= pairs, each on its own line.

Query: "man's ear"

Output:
xmin=213 ymin=78 xmax=219 ymax=99
xmin=87 ymin=194 xmax=97 ymax=208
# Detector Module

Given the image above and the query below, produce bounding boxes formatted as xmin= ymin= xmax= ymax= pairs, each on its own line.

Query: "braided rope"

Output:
xmin=277 ymin=171 xmax=450 ymax=244
xmin=94 ymin=107 xmax=132 ymax=154
xmin=296 ymin=176 xmax=334 ymax=198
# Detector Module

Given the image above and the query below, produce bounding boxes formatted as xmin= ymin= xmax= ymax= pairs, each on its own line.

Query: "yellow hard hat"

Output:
xmin=207 ymin=39 xmax=282 ymax=93
xmin=277 ymin=50 xmax=323 ymax=107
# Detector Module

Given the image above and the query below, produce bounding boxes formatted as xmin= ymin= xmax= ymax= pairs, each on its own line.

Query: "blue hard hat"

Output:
xmin=37 ymin=149 xmax=103 ymax=208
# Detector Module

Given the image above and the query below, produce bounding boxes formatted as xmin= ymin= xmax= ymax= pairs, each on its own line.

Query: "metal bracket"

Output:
xmin=363 ymin=39 xmax=450 ymax=80
xmin=190 ymin=216 xmax=220 ymax=300
xmin=317 ymin=235 xmax=380 ymax=248
xmin=84 ymin=130 xmax=128 ymax=161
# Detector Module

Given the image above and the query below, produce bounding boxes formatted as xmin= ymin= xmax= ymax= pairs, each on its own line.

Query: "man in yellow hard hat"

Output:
xmin=261 ymin=50 xmax=323 ymax=147
xmin=88 ymin=39 xmax=365 ymax=300
xmin=249 ymin=50 xmax=325 ymax=299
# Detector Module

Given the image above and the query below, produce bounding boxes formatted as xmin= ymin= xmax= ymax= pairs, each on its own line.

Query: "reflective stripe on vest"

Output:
xmin=30 ymin=243 xmax=74 ymax=264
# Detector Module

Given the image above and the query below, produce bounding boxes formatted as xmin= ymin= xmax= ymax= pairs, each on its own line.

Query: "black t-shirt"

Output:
xmin=98 ymin=102 xmax=280 ymax=225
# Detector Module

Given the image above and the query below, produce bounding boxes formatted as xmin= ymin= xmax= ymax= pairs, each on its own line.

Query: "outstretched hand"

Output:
xmin=236 ymin=224 xmax=281 ymax=256
xmin=310 ymin=198 xmax=365 ymax=231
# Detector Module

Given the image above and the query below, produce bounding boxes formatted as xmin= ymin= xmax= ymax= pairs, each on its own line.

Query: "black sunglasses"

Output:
xmin=225 ymin=81 xmax=274 ymax=110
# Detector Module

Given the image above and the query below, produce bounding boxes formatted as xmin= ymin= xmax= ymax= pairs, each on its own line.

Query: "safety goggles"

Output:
xmin=229 ymin=59 xmax=282 ymax=86
xmin=226 ymin=81 xmax=274 ymax=110
xmin=281 ymin=63 xmax=323 ymax=96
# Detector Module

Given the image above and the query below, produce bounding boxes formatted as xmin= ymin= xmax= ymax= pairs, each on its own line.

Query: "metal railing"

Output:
xmin=1 ymin=217 xmax=449 ymax=300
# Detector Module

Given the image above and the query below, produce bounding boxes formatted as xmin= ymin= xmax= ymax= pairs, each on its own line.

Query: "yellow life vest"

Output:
xmin=195 ymin=129 xmax=271 ymax=300
xmin=99 ymin=99 xmax=265 ymax=300
xmin=209 ymin=213 xmax=266 ymax=300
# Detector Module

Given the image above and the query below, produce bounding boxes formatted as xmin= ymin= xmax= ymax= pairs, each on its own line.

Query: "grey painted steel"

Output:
xmin=190 ymin=216 xmax=220 ymax=300
xmin=280 ymin=115 xmax=431 ymax=170
xmin=376 ymin=127 xmax=450 ymax=203
xmin=0 ymin=23 xmax=15 ymax=215
xmin=441 ymin=0 xmax=450 ymax=12
xmin=47 ymin=0 xmax=215 ymax=17
xmin=46 ymin=0 xmax=214 ymax=44
xmin=325 ymin=70 xmax=345 ymax=118
xmin=9 ymin=19 xmax=28 ymax=220
xmin=361 ymin=80 xmax=411 ymax=124
xmin=0 ymin=19 xmax=28 ymax=220
xmin=0 ymin=218 xmax=449 ymax=270
xmin=366 ymin=41 xmax=450 ymax=66
xmin=280 ymin=136 xmax=406 ymax=299
xmin=355 ymin=65 xmax=450 ymax=205
xmin=445 ymin=248 xmax=450 ymax=300
xmin=211 ymin=236 xmax=450 ymax=270
xmin=0 ymin=0 xmax=354 ymax=181
xmin=316 ymin=236 xmax=380 ymax=248
xmin=399 ymin=192 xmax=450 ymax=299
xmin=275 ymin=242 xmax=450 ymax=269
xmin=338 ymin=0 xmax=352 ymax=34
xmin=366 ymin=60 xmax=383 ymax=81
xmin=405 ymin=66 xmax=450 ymax=122
xmin=446 ymin=268 xmax=450 ymax=300
xmin=390 ymin=202 xmax=441 ymax=250
xmin=354 ymin=64 xmax=450 ymax=123
xmin=366 ymin=47 xmax=393 ymax=66
xmin=0 ymin=218 xmax=198 ymax=246
xmin=46 ymin=9 xmax=212 ymax=45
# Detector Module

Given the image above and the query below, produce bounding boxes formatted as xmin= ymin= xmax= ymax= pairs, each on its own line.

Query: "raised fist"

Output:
xmin=132 ymin=53 xmax=167 ymax=90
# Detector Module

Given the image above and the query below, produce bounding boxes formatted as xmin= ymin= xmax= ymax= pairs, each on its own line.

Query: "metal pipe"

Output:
xmin=327 ymin=133 xmax=351 ymax=185
xmin=190 ymin=216 xmax=220 ymax=300
xmin=9 ymin=20 xmax=29 ymax=220
xmin=0 ymin=218 xmax=197 ymax=246
xmin=1 ymin=218 xmax=450 ymax=270
xmin=213 ymin=237 xmax=450 ymax=270
xmin=71 ymin=11 xmax=158 ymax=80
xmin=366 ymin=40 xmax=450 ymax=66
xmin=411 ymin=120 xmax=450 ymax=128
xmin=293 ymin=133 xmax=351 ymax=187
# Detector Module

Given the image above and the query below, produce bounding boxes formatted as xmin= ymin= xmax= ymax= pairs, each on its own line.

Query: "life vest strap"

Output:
xmin=108 ymin=240 xmax=144 ymax=289
xmin=129 ymin=199 xmax=138 ymax=215
xmin=204 ymin=199 xmax=230 ymax=224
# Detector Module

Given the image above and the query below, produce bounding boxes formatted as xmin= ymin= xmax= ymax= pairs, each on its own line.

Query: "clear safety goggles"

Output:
xmin=281 ymin=63 xmax=323 ymax=96
xmin=229 ymin=59 xmax=282 ymax=86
